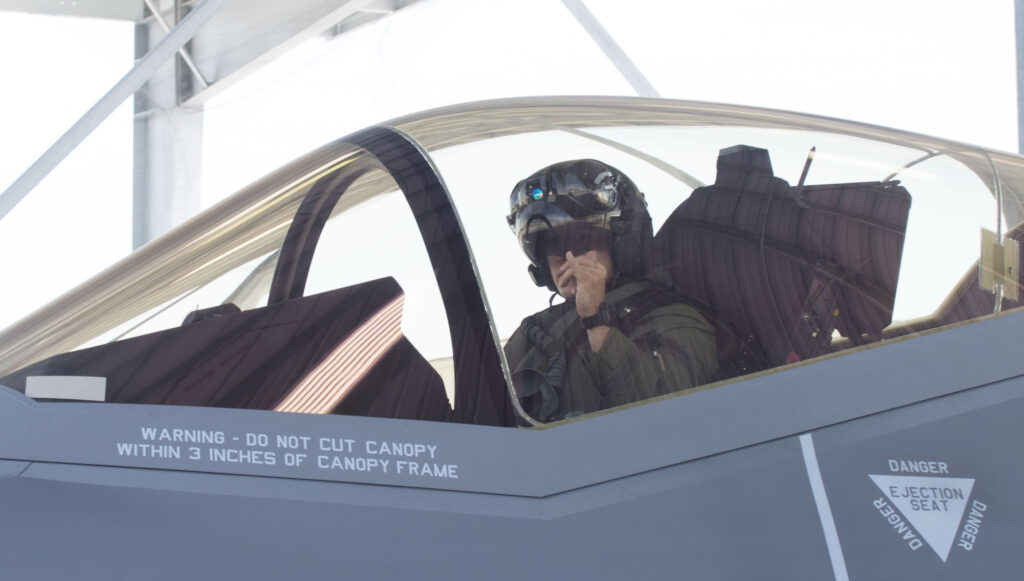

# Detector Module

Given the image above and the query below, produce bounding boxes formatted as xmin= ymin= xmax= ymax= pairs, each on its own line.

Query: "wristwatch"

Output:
xmin=580 ymin=303 xmax=615 ymax=329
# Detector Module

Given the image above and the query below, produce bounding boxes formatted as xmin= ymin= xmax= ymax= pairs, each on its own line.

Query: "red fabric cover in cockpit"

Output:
xmin=0 ymin=277 xmax=452 ymax=422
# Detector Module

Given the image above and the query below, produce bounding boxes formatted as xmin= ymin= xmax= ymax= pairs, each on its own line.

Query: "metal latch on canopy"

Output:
xmin=980 ymin=228 xmax=1019 ymax=304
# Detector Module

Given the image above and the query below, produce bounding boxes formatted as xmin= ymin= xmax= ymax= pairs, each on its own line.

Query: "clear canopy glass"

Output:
xmin=2 ymin=97 xmax=1022 ymax=426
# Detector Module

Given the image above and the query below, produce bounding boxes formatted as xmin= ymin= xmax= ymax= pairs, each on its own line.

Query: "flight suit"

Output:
xmin=505 ymin=279 xmax=718 ymax=422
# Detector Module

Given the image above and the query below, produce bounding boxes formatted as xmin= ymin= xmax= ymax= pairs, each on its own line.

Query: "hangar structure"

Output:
xmin=0 ymin=0 xmax=658 ymax=248
xmin=0 ymin=0 xmax=432 ymax=246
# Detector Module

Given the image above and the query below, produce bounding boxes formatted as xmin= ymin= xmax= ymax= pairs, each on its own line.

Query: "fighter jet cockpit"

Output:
xmin=0 ymin=98 xmax=1021 ymax=428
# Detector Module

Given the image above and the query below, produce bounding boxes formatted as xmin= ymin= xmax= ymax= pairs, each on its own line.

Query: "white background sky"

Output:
xmin=0 ymin=0 xmax=1019 ymax=332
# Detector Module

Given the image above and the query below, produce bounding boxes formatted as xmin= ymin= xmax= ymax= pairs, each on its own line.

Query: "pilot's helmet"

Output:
xmin=507 ymin=159 xmax=653 ymax=291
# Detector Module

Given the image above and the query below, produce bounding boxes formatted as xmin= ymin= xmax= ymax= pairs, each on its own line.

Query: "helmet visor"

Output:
xmin=515 ymin=203 xmax=612 ymax=265
xmin=539 ymin=222 xmax=612 ymax=258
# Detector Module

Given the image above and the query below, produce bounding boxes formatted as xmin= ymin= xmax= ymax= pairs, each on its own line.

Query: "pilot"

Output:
xmin=504 ymin=159 xmax=717 ymax=422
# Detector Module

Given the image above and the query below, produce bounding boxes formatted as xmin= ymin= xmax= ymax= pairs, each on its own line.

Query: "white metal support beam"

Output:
xmin=560 ymin=0 xmax=660 ymax=98
xmin=143 ymin=0 xmax=210 ymax=90
xmin=1016 ymin=0 xmax=1024 ymax=154
xmin=132 ymin=0 xmax=419 ymax=247
xmin=132 ymin=0 xmax=208 ymax=246
xmin=0 ymin=0 xmax=228 ymax=224
xmin=138 ymin=0 xmax=386 ymax=107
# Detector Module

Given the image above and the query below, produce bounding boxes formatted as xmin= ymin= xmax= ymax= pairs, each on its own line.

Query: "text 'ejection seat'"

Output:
xmin=652 ymin=145 xmax=912 ymax=375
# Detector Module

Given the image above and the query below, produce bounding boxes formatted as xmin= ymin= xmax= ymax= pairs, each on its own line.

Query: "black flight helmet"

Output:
xmin=507 ymin=159 xmax=653 ymax=291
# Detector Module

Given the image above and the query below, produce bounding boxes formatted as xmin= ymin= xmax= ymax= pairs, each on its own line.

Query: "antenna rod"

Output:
xmin=797 ymin=146 xmax=816 ymax=187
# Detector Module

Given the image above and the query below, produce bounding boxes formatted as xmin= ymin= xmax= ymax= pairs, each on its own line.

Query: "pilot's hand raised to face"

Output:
xmin=551 ymin=250 xmax=614 ymax=318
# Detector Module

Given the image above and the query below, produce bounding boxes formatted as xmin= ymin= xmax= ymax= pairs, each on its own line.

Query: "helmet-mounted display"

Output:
xmin=507 ymin=159 xmax=653 ymax=290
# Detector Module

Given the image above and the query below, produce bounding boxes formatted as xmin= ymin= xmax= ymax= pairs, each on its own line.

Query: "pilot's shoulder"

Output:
xmin=619 ymin=281 xmax=712 ymax=331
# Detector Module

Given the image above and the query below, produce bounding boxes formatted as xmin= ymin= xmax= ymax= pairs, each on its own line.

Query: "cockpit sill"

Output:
xmin=1 ymin=299 xmax=1022 ymax=499
xmin=528 ymin=300 xmax=1024 ymax=429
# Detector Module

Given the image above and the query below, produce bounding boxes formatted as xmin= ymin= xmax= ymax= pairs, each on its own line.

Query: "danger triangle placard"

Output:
xmin=870 ymin=474 xmax=975 ymax=562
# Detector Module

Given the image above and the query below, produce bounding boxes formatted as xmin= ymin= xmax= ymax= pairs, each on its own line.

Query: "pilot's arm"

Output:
xmin=579 ymin=301 xmax=718 ymax=408
xmin=505 ymin=300 xmax=716 ymax=422
xmin=560 ymin=251 xmax=716 ymax=405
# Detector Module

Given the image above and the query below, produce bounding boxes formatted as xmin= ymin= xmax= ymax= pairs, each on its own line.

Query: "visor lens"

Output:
xmin=541 ymin=223 xmax=611 ymax=257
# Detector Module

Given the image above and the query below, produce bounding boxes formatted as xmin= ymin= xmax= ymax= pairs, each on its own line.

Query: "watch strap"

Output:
xmin=580 ymin=303 xmax=615 ymax=329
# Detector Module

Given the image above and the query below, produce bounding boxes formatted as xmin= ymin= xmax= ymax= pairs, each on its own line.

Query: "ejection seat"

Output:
xmin=0 ymin=148 xmax=456 ymax=422
xmin=651 ymin=145 xmax=913 ymax=377
xmin=0 ymin=277 xmax=453 ymax=421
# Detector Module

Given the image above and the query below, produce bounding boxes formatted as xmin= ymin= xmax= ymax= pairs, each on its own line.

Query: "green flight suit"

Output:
xmin=505 ymin=279 xmax=718 ymax=422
